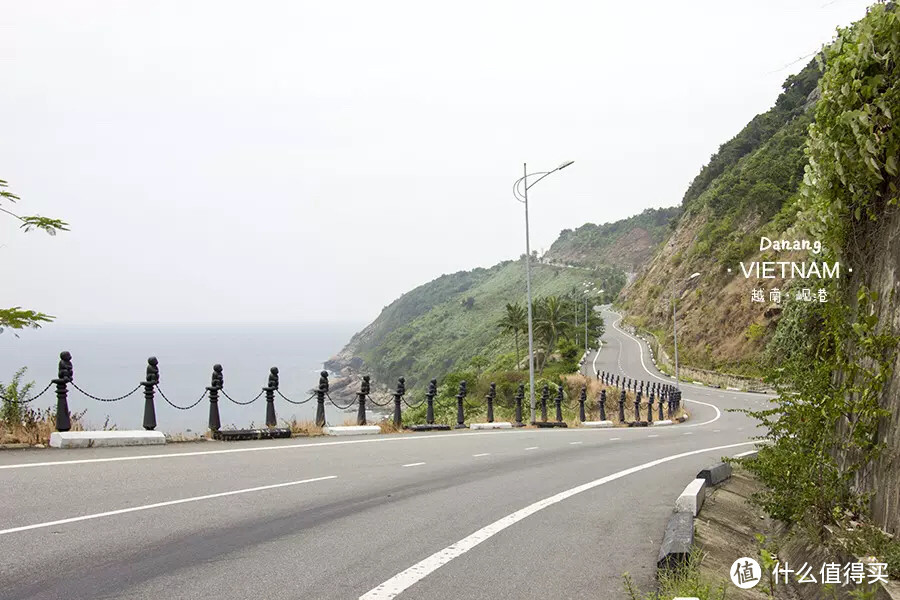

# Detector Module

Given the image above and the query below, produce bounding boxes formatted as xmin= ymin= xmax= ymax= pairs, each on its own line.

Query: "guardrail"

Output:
xmin=0 ymin=352 xmax=682 ymax=435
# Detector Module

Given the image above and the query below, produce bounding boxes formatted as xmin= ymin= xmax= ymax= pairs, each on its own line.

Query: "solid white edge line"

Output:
xmin=610 ymin=315 xmax=722 ymax=428
xmin=0 ymin=475 xmax=337 ymax=536
xmin=359 ymin=441 xmax=757 ymax=599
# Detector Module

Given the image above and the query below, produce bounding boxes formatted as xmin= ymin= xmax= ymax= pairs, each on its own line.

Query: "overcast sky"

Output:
xmin=0 ymin=0 xmax=873 ymax=326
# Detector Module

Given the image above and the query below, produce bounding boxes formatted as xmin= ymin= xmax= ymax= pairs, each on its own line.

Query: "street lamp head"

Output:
xmin=557 ymin=160 xmax=575 ymax=171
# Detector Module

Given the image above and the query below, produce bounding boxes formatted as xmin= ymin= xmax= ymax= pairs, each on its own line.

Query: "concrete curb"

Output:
xmin=49 ymin=430 xmax=166 ymax=448
xmin=322 ymin=425 xmax=381 ymax=436
xmin=469 ymin=422 xmax=512 ymax=430
xmin=582 ymin=420 xmax=614 ymax=428
xmin=652 ymin=419 xmax=673 ymax=426
xmin=675 ymin=478 xmax=707 ymax=516
xmin=657 ymin=452 xmax=744 ymax=570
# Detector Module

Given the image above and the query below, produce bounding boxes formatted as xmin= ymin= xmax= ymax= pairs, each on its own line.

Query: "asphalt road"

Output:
xmin=0 ymin=309 xmax=773 ymax=599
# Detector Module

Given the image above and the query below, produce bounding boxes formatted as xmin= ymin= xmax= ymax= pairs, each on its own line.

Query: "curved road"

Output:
xmin=0 ymin=308 xmax=772 ymax=599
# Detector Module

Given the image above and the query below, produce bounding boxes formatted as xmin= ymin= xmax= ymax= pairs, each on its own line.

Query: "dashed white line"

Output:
xmin=525 ymin=446 xmax=539 ymax=451
xmin=0 ymin=475 xmax=337 ymax=536
xmin=647 ymin=434 xmax=659 ymax=438
xmin=683 ymin=432 xmax=694 ymax=435
xmin=569 ymin=441 xmax=583 ymax=445
xmin=360 ymin=441 xmax=757 ymax=599
xmin=472 ymin=453 xmax=490 ymax=457
xmin=609 ymin=437 xmax=621 ymax=441
xmin=402 ymin=462 xmax=425 ymax=468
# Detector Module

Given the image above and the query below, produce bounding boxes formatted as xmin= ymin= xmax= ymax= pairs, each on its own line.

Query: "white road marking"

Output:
xmin=360 ymin=441 xmax=757 ymax=599
xmin=733 ymin=450 xmax=758 ymax=458
xmin=0 ymin=475 xmax=337 ymax=537
xmin=0 ymin=430 xmax=555 ymax=471
xmin=569 ymin=441 xmax=582 ymax=445
xmin=609 ymin=437 xmax=620 ymax=441
xmin=647 ymin=434 xmax=659 ymax=438
xmin=525 ymin=447 xmax=539 ymax=451
xmin=610 ymin=316 xmax=722 ymax=428
xmin=714 ymin=429 xmax=720 ymax=433
xmin=402 ymin=462 xmax=425 ymax=468
xmin=683 ymin=432 xmax=694 ymax=436
xmin=472 ymin=453 xmax=490 ymax=457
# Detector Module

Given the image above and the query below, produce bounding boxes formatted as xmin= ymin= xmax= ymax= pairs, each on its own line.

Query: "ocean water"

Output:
xmin=0 ymin=322 xmax=362 ymax=433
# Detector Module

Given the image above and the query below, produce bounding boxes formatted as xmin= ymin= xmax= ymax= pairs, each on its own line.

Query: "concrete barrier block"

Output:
xmin=652 ymin=420 xmax=673 ymax=426
xmin=469 ymin=422 xmax=512 ymax=430
xmin=50 ymin=430 xmax=166 ymax=448
xmin=697 ymin=462 xmax=732 ymax=486
xmin=322 ymin=425 xmax=381 ymax=436
xmin=675 ymin=478 xmax=707 ymax=516
xmin=657 ymin=510 xmax=694 ymax=569
xmin=582 ymin=420 xmax=614 ymax=428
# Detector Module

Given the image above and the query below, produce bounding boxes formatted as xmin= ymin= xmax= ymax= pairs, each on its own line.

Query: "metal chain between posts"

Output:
xmin=156 ymin=385 xmax=207 ymax=410
xmin=366 ymin=394 xmax=393 ymax=407
xmin=221 ymin=389 xmax=264 ymax=406
xmin=402 ymin=396 xmax=425 ymax=409
xmin=71 ymin=382 xmax=142 ymax=403
xmin=276 ymin=390 xmax=315 ymax=405
xmin=326 ymin=392 xmax=356 ymax=410
xmin=0 ymin=381 xmax=53 ymax=404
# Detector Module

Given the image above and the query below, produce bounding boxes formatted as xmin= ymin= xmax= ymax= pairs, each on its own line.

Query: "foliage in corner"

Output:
xmin=741 ymin=2 xmax=900 ymax=527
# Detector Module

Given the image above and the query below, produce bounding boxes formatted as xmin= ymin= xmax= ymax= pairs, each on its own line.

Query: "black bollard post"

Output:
xmin=513 ymin=383 xmax=524 ymax=427
xmin=264 ymin=367 xmax=278 ymax=428
xmin=618 ymin=388 xmax=626 ymax=423
xmin=599 ymin=389 xmax=607 ymax=421
xmin=208 ymin=364 xmax=223 ymax=433
xmin=647 ymin=389 xmax=653 ymax=424
xmin=554 ymin=385 xmax=564 ymax=423
xmin=315 ymin=371 xmax=328 ymax=427
xmin=659 ymin=388 xmax=665 ymax=421
xmin=53 ymin=351 xmax=73 ymax=432
xmin=596 ymin=370 xmax=600 ymax=381
xmin=425 ymin=378 xmax=437 ymax=425
xmin=454 ymin=380 xmax=467 ymax=429
xmin=540 ymin=384 xmax=549 ymax=422
xmin=578 ymin=386 xmax=586 ymax=422
xmin=485 ymin=383 xmax=496 ymax=423
xmin=393 ymin=377 xmax=405 ymax=428
xmin=356 ymin=375 xmax=370 ymax=426
xmin=634 ymin=390 xmax=642 ymax=424
xmin=142 ymin=356 xmax=159 ymax=431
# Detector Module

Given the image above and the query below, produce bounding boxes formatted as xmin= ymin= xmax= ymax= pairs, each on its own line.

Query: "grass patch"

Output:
xmin=623 ymin=549 xmax=728 ymax=600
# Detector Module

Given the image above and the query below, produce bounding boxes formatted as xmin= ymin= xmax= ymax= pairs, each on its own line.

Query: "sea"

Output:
xmin=0 ymin=322 xmax=363 ymax=433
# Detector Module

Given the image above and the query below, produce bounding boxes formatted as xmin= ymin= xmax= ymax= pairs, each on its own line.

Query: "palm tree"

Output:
xmin=534 ymin=295 xmax=572 ymax=372
xmin=497 ymin=302 xmax=527 ymax=370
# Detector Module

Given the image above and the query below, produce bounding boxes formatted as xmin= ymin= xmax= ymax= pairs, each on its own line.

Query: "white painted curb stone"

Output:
xmin=675 ymin=478 xmax=706 ymax=516
xmin=733 ymin=450 xmax=759 ymax=459
xmin=470 ymin=422 xmax=512 ymax=430
xmin=582 ymin=421 xmax=614 ymax=428
xmin=652 ymin=420 xmax=674 ymax=426
xmin=322 ymin=425 xmax=381 ymax=436
xmin=50 ymin=430 xmax=166 ymax=448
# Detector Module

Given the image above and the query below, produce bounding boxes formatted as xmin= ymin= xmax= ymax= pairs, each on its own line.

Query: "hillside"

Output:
xmin=326 ymin=259 xmax=619 ymax=391
xmin=544 ymin=206 xmax=680 ymax=273
xmin=619 ymin=59 xmax=822 ymax=376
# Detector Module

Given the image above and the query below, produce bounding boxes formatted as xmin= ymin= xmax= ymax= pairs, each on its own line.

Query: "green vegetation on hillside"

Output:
xmin=545 ymin=206 xmax=680 ymax=272
xmin=742 ymin=3 xmax=900 ymax=554
xmin=621 ymin=59 xmax=825 ymax=376
xmin=335 ymin=259 xmax=609 ymax=390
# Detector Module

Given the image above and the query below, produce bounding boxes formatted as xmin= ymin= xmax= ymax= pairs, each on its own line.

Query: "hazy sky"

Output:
xmin=1 ymin=0 xmax=873 ymax=326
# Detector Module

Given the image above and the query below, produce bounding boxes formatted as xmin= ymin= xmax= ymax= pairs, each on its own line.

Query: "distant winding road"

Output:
xmin=0 ymin=308 xmax=771 ymax=599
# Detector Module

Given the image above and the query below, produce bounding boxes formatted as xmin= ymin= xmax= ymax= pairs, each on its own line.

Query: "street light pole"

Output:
xmin=522 ymin=163 xmax=536 ymax=425
xmin=513 ymin=160 xmax=574 ymax=424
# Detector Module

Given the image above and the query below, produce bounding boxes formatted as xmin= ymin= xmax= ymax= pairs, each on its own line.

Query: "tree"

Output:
xmin=0 ymin=367 xmax=33 ymax=425
xmin=497 ymin=302 xmax=527 ymax=370
xmin=1 ymin=179 xmax=68 ymax=334
xmin=534 ymin=295 xmax=572 ymax=372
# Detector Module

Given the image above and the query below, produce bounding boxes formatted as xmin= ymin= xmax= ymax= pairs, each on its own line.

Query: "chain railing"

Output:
xmin=10 ymin=350 xmax=684 ymax=436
